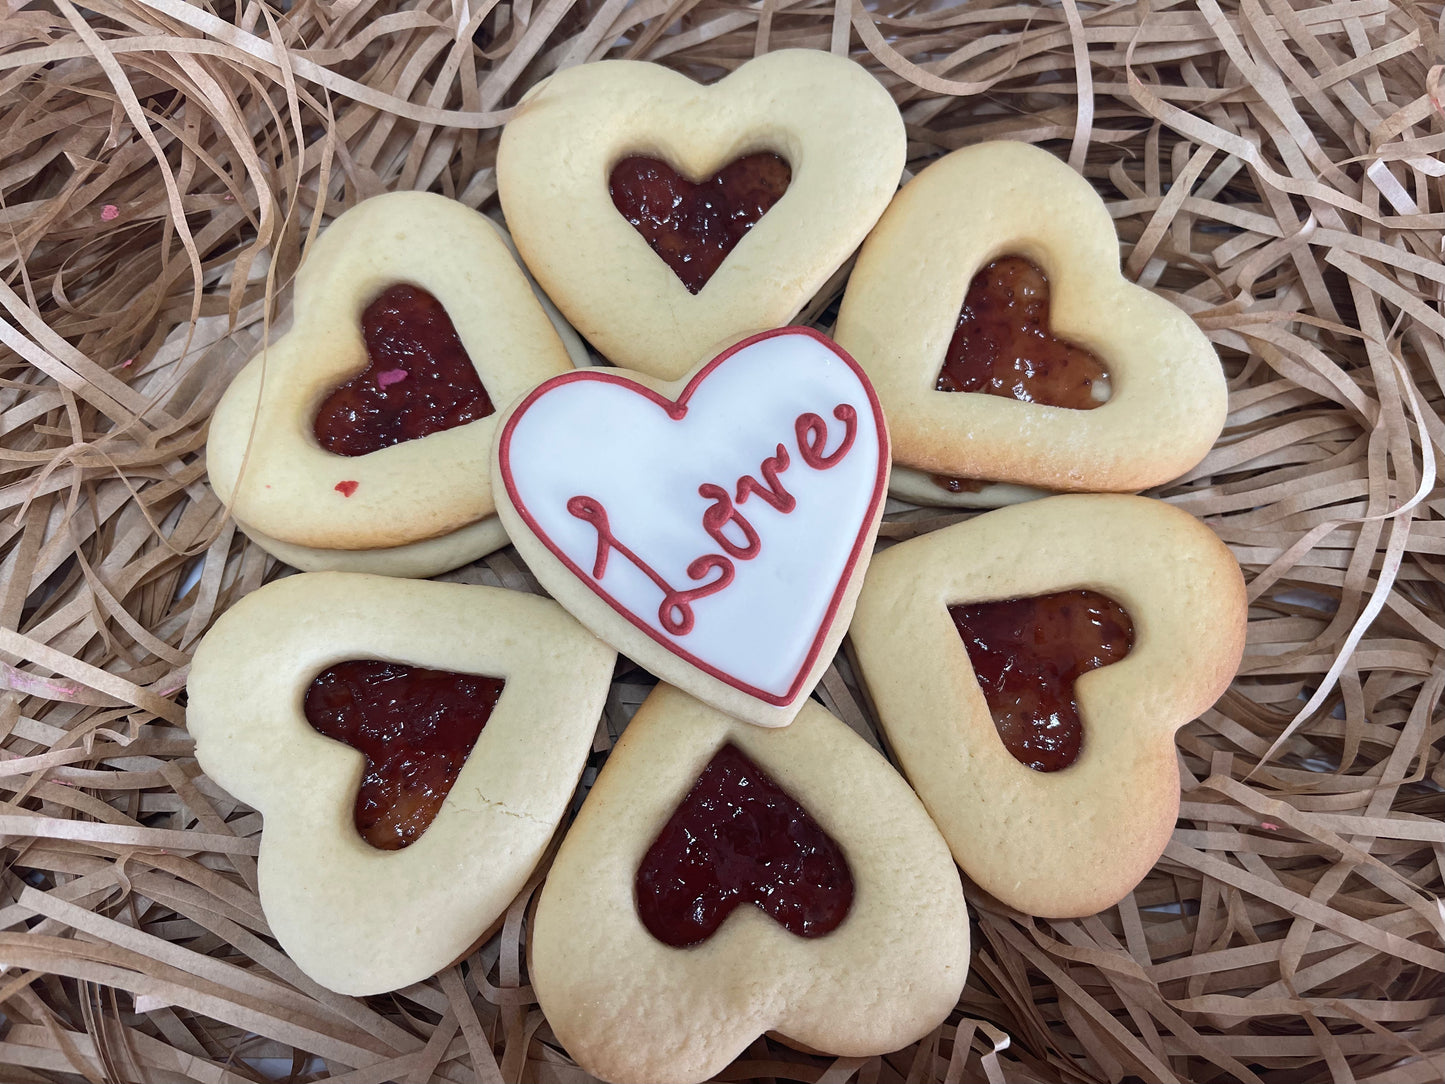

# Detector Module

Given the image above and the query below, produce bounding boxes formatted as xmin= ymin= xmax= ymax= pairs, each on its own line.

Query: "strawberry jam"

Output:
xmin=635 ymin=743 xmax=853 ymax=948
xmin=303 ymin=660 xmax=504 ymax=850
xmin=936 ymin=256 xmax=1109 ymax=409
xmin=609 ymin=153 xmax=791 ymax=294
xmin=313 ymin=284 xmax=494 ymax=457
xmin=950 ymin=590 xmax=1133 ymax=772
xmin=931 ymin=475 xmax=987 ymax=494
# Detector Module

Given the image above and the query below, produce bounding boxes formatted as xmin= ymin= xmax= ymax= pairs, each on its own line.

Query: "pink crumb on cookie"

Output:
xmin=100 ymin=205 xmax=119 ymax=221
xmin=334 ymin=480 xmax=359 ymax=497
xmin=376 ymin=368 xmax=408 ymax=388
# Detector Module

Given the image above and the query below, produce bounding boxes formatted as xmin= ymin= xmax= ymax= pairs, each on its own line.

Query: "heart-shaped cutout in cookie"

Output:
xmin=206 ymin=192 xmax=577 ymax=575
xmin=849 ymin=494 xmax=1245 ymax=918
xmin=493 ymin=327 xmax=889 ymax=728
xmin=530 ymin=685 xmax=969 ymax=1084
xmin=303 ymin=660 xmax=505 ymax=850
xmin=937 ymin=256 xmax=1110 ymax=408
xmin=313 ymin=284 xmax=496 ymax=457
xmin=186 ymin=572 xmax=615 ymax=995
xmin=952 ymin=590 xmax=1134 ymax=772
xmin=835 ymin=141 xmax=1227 ymax=498
xmin=498 ymin=49 xmax=905 ymax=380
xmin=610 ymin=153 xmax=792 ymax=294
xmin=636 ymin=742 xmax=853 ymax=947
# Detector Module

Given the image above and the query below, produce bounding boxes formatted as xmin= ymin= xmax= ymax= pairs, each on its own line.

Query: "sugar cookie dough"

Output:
xmin=835 ymin=141 xmax=1227 ymax=496
xmin=498 ymin=49 xmax=906 ymax=380
xmin=530 ymin=684 xmax=970 ymax=1084
xmin=207 ymin=193 xmax=579 ymax=577
xmin=849 ymin=494 xmax=1245 ymax=917
xmin=186 ymin=572 xmax=616 ymax=994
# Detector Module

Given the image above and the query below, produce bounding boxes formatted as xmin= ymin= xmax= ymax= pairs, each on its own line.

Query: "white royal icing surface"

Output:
xmin=501 ymin=330 xmax=884 ymax=701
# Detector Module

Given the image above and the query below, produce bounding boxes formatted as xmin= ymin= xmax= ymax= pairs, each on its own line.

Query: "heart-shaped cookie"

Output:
xmin=185 ymin=572 xmax=615 ymax=994
xmin=530 ymin=684 xmax=969 ymax=1084
xmin=493 ymin=327 xmax=889 ymax=728
xmin=848 ymin=494 xmax=1245 ymax=917
xmin=207 ymin=192 xmax=579 ymax=577
xmin=834 ymin=141 xmax=1227 ymax=497
xmin=496 ymin=49 xmax=906 ymax=380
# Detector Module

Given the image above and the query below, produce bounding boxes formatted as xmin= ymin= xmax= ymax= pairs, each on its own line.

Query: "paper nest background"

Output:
xmin=1 ymin=1 xmax=1442 ymax=1081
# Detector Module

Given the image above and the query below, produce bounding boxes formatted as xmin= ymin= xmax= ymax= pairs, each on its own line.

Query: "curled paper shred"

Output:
xmin=0 ymin=1 xmax=1441 ymax=1082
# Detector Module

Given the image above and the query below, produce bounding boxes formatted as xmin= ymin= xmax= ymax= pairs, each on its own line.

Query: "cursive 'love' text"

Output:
xmin=567 ymin=405 xmax=858 ymax=636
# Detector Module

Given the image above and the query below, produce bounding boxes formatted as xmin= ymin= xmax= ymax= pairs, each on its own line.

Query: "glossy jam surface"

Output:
xmin=950 ymin=590 xmax=1133 ymax=772
xmin=609 ymin=153 xmax=792 ymax=294
xmin=313 ymin=284 xmax=494 ymax=457
xmin=635 ymin=743 xmax=853 ymax=948
xmin=931 ymin=475 xmax=987 ymax=494
xmin=937 ymin=257 xmax=1109 ymax=409
xmin=303 ymin=660 xmax=504 ymax=850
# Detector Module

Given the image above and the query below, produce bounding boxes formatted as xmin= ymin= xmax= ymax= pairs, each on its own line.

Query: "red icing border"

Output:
xmin=497 ymin=327 xmax=890 ymax=707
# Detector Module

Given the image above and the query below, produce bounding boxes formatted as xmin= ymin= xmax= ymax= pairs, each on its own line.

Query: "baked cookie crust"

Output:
xmin=530 ymin=684 xmax=970 ymax=1084
xmin=492 ymin=328 xmax=889 ymax=729
xmin=849 ymin=494 xmax=1246 ymax=917
xmin=497 ymin=49 xmax=906 ymax=380
xmin=214 ymin=212 xmax=585 ymax=578
xmin=887 ymin=464 xmax=1048 ymax=510
xmin=230 ymin=513 xmax=509 ymax=578
xmin=207 ymin=192 xmax=575 ymax=554
xmin=835 ymin=141 xmax=1227 ymax=493
xmin=186 ymin=572 xmax=615 ymax=995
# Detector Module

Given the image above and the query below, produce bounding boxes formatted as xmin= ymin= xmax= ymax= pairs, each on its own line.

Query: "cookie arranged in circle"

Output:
xmin=186 ymin=572 xmax=615 ymax=995
xmin=493 ymin=327 xmax=889 ymax=728
xmin=497 ymin=49 xmax=906 ymax=380
xmin=849 ymin=494 xmax=1245 ymax=917
xmin=834 ymin=141 xmax=1227 ymax=498
xmin=206 ymin=192 xmax=579 ymax=577
xmin=530 ymin=684 xmax=970 ymax=1084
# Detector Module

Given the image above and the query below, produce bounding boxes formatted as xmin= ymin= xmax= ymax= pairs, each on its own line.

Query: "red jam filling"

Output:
xmin=609 ymin=153 xmax=792 ymax=294
xmin=303 ymin=660 xmax=504 ymax=850
xmin=936 ymin=256 xmax=1109 ymax=410
xmin=313 ymin=284 xmax=494 ymax=457
xmin=931 ymin=475 xmax=987 ymax=494
xmin=949 ymin=590 xmax=1134 ymax=772
xmin=635 ymin=743 xmax=853 ymax=948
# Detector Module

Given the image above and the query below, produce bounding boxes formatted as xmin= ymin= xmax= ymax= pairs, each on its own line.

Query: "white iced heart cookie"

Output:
xmin=530 ymin=684 xmax=970 ymax=1084
xmin=493 ymin=328 xmax=889 ymax=728
xmin=834 ymin=141 xmax=1227 ymax=500
xmin=496 ymin=49 xmax=906 ymax=380
xmin=207 ymin=192 xmax=578 ymax=577
xmin=185 ymin=572 xmax=615 ymax=995
xmin=849 ymin=494 xmax=1246 ymax=917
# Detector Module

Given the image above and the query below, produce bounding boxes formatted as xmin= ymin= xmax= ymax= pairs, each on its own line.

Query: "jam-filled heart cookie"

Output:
xmin=497 ymin=49 xmax=906 ymax=380
xmin=186 ymin=572 xmax=615 ymax=994
xmin=530 ymin=684 xmax=970 ymax=1084
xmin=849 ymin=494 xmax=1245 ymax=917
xmin=207 ymin=192 xmax=579 ymax=578
xmin=493 ymin=327 xmax=888 ymax=728
xmin=834 ymin=142 xmax=1227 ymax=500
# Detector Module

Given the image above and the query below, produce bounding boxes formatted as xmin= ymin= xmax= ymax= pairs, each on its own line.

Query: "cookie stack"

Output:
xmin=188 ymin=48 xmax=1244 ymax=1084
